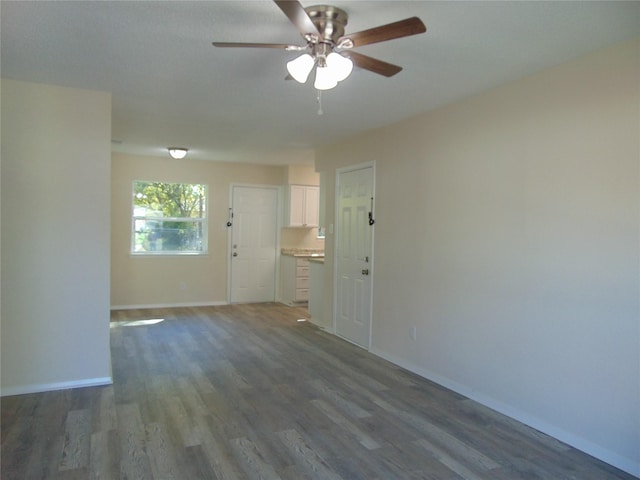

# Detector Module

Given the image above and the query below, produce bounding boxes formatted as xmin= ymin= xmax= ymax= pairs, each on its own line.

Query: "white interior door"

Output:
xmin=335 ymin=165 xmax=374 ymax=348
xmin=230 ymin=186 xmax=278 ymax=303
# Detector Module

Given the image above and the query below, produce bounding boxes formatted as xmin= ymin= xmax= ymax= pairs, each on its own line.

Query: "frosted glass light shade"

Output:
xmin=286 ymin=54 xmax=314 ymax=83
xmin=314 ymin=65 xmax=338 ymax=90
xmin=326 ymin=52 xmax=353 ymax=82
xmin=168 ymin=148 xmax=188 ymax=159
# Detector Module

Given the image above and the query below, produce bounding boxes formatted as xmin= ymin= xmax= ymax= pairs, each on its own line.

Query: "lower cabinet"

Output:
xmin=280 ymin=256 xmax=309 ymax=306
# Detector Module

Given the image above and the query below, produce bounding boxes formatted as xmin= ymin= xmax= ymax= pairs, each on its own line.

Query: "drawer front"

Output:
xmin=296 ymin=258 xmax=309 ymax=267
xmin=296 ymin=266 xmax=309 ymax=277
xmin=296 ymin=276 xmax=309 ymax=289
xmin=295 ymin=288 xmax=309 ymax=301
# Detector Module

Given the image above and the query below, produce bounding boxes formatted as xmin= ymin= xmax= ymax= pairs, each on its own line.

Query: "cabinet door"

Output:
xmin=304 ymin=186 xmax=319 ymax=227
xmin=288 ymin=185 xmax=306 ymax=226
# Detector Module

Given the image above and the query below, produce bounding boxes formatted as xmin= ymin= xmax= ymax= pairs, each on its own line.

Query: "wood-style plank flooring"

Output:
xmin=2 ymin=303 xmax=635 ymax=479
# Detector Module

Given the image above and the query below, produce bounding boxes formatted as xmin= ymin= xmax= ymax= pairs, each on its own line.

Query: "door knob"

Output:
xmin=233 ymin=252 xmax=238 ymax=257
xmin=361 ymin=269 xmax=369 ymax=275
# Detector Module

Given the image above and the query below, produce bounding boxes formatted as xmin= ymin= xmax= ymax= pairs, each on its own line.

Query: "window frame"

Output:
xmin=130 ymin=180 xmax=208 ymax=256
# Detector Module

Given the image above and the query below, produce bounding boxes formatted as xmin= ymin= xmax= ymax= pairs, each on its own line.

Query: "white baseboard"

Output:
xmin=370 ymin=347 xmax=640 ymax=479
xmin=111 ymin=301 xmax=228 ymax=310
xmin=1 ymin=376 xmax=113 ymax=397
xmin=308 ymin=317 xmax=332 ymax=331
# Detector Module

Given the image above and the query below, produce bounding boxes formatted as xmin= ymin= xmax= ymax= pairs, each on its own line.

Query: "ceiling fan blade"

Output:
xmin=273 ymin=0 xmax=320 ymax=37
xmin=339 ymin=17 xmax=426 ymax=48
xmin=342 ymin=51 xmax=402 ymax=77
xmin=212 ymin=42 xmax=297 ymax=49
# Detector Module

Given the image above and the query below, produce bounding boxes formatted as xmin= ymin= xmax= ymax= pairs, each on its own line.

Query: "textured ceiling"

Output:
xmin=2 ymin=1 xmax=638 ymax=164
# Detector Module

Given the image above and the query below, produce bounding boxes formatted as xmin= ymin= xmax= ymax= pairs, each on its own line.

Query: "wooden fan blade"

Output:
xmin=342 ymin=51 xmax=402 ymax=77
xmin=212 ymin=42 xmax=295 ymax=49
xmin=339 ymin=17 xmax=426 ymax=48
xmin=273 ymin=0 xmax=319 ymax=36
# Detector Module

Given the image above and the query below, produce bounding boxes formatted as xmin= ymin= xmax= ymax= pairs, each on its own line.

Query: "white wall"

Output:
xmin=316 ymin=38 xmax=639 ymax=476
xmin=1 ymin=79 xmax=112 ymax=395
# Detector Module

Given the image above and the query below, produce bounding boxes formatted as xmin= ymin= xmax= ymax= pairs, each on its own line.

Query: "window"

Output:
xmin=132 ymin=181 xmax=207 ymax=255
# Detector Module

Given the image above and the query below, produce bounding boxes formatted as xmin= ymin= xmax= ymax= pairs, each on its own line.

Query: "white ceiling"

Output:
xmin=2 ymin=1 xmax=638 ymax=165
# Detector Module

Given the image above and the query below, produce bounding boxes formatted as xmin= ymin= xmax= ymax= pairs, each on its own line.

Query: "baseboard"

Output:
xmin=1 ymin=376 xmax=113 ymax=397
xmin=111 ymin=301 xmax=228 ymax=310
xmin=308 ymin=317 xmax=332 ymax=332
xmin=370 ymin=347 xmax=640 ymax=479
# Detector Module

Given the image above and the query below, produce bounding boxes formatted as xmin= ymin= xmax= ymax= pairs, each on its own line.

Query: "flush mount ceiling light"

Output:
xmin=212 ymin=1 xmax=426 ymax=92
xmin=168 ymin=147 xmax=188 ymax=159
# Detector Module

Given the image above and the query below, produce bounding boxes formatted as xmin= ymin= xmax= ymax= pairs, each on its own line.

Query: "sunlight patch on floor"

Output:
xmin=110 ymin=318 xmax=165 ymax=328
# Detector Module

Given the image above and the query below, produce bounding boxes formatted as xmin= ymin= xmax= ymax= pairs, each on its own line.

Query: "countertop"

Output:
xmin=281 ymin=248 xmax=324 ymax=258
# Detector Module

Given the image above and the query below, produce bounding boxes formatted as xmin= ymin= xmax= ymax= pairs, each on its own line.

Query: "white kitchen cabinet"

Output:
xmin=280 ymin=256 xmax=309 ymax=305
xmin=285 ymin=185 xmax=319 ymax=227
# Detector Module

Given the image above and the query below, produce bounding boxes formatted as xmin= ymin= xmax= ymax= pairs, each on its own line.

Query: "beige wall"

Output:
xmin=1 ymin=79 xmax=112 ymax=395
xmin=316 ymin=38 xmax=639 ymax=475
xmin=111 ymin=153 xmax=289 ymax=307
xmin=280 ymin=227 xmax=325 ymax=250
xmin=286 ymin=163 xmax=319 ymax=185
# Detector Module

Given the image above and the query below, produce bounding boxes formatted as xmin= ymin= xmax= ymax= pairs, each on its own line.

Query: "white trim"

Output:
xmin=1 ymin=377 xmax=113 ymax=397
xmin=370 ymin=347 xmax=640 ymax=479
xmin=111 ymin=301 xmax=228 ymax=310
xmin=130 ymin=180 xmax=209 ymax=255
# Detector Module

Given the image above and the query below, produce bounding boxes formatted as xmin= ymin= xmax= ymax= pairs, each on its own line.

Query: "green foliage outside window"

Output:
xmin=132 ymin=181 xmax=207 ymax=254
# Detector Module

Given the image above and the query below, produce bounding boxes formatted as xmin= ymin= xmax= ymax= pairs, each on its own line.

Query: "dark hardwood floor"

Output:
xmin=2 ymin=303 xmax=635 ymax=479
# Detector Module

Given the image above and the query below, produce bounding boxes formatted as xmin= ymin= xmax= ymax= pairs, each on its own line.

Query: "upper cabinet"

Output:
xmin=286 ymin=185 xmax=319 ymax=227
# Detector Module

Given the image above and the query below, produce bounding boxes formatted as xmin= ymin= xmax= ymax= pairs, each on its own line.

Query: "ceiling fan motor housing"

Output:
xmin=305 ymin=5 xmax=348 ymax=45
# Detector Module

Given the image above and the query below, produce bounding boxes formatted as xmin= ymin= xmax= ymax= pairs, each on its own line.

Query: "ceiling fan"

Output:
xmin=212 ymin=0 xmax=426 ymax=91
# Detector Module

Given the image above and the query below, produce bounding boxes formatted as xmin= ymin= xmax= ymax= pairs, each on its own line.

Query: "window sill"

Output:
xmin=130 ymin=252 xmax=208 ymax=257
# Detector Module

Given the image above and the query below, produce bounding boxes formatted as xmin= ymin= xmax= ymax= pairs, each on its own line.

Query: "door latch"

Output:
xmin=368 ymin=197 xmax=375 ymax=226
xmin=361 ymin=269 xmax=369 ymax=275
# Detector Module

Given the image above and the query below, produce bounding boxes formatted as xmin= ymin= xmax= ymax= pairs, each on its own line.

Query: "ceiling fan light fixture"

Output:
xmin=314 ymin=64 xmax=338 ymax=91
xmin=286 ymin=53 xmax=315 ymax=83
xmin=168 ymin=147 xmax=189 ymax=159
xmin=326 ymin=52 xmax=353 ymax=82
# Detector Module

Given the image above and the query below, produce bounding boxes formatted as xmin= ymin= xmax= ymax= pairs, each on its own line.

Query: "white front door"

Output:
xmin=335 ymin=165 xmax=374 ymax=348
xmin=230 ymin=186 xmax=278 ymax=303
